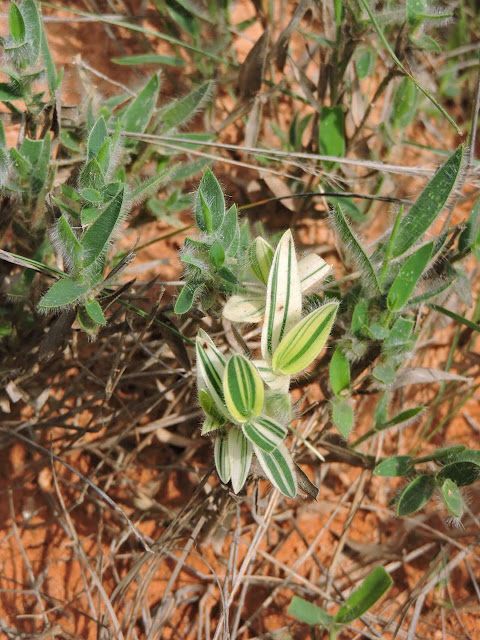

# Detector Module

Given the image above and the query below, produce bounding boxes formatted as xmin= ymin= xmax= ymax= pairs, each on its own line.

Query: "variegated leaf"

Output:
xmin=254 ymin=442 xmax=297 ymax=498
xmin=248 ymin=236 xmax=274 ymax=284
xmin=228 ymin=428 xmax=253 ymax=493
xmin=214 ymin=436 xmax=231 ymax=483
xmin=272 ymin=301 xmax=339 ymax=375
xmin=223 ymin=294 xmax=265 ymax=323
xmin=252 ymin=359 xmax=290 ymax=393
xmin=243 ymin=415 xmax=286 ymax=452
xmin=298 ymin=253 xmax=332 ymax=294
xmin=196 ymin=329 xmax=229 ymax=418
xmin=201 ymin=416 xmax=222 ymax=436
xmin=224 ymin=354 xmax=264 ymax=423
xmin=261 ymin=230 xmax=302 ymax=363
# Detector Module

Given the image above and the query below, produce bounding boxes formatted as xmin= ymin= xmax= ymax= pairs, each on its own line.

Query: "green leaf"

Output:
xmin=298 ymin=253 xmax=331 ymax=294
xmin=391 ymin=146 xmax=464 ymax=258
xmin=406 ymin=0 xmax=427 ymax=24
xmin=372 ymin=363 xmax=396 ymax=385
xmin=397 ymin=475 xmax=436 ymax=516
xmin=21 ymin=0 xmax=41 ymax=59
xmin=435 ymin=462 xmax=480 ymax=487
xmin=160 ymin=80 xmax=212 ymax=131
xmin=387 ymin=242 xmax=433 ymax=311
xmin=374 ymin=456 xmax=413 ymax=477
xmin=218 ymin=204 xmax=239 ymax=258
xmin=391 ymin=77 xmax=417 ymax=129
xmin=332 ymin=204 xmax=381 ymax=294
xmin=0 ymin=81 xmax=23 ymax=101
xmin=254 ymin=442 xmax=298 ymax=498
xmin=261 ymin=230 xmax=303 ymax=362
xmin=441 ymin=478 xmax=463 ymax=518
xmin=357 ymin=49 xmax=375 ymax=79
xmin=288 ymin=596 xmax=333 ymax=627
xmin=223 ymin=294 xmax=265 ymax=323
xmin=272 ymin=301 xmax=338 ymax=375
xmin=319 ymin=105 xmax=345 ymax=169
xmin=38 ymin=278 xmax=89 ymax=309
xmin=78 ymin=157 xmax=105 ymax=191
xmin=9 ymin=3 xmax=26 ymax=43
xmin=87 ymin=117 xmax=109 ymax=160
xmin=81 ymin=187 xmax=125 ymax=268
xmin=56 ymin=215 xmax=82 ymax=271
xmin=382 ymin=317 xmax=415 ymax=354
xmin=428 ymin=304 xmax=480 ymax=332
xmin=329 ymin=348 xmax=350 ymax=397
xmin=331 ymin=397 xmax=354 ymax=439
xmin=40 ymin=17 xmax=58 ymax=96
xmin=195 ymin=329 xmax=228 ymax=418
xmin=224 ymin=355 xmax=264 ymax=423
xmin=112 ymin=53 xmax=186 ymax=67
xmin=209 ymin=239 xmax=225 ymax=268
xmin=194 ymin=168 xmax=225 ymax=234
xmin=458 ymin=199 xmax=480 ymax=254
xmin=375 ymin=406 xmax=423 ymax=431
xmin=248 ymin=237 xmax=274 ymax=285
xmin=77 ymin=305 xmax=101 ymax=337
xmin=84 ymin=299 xmax=106 ymax=326
xmin=351 ymin=300 xmax=368 ymax=334
xmin=214 ymin=436 xmax=231 ymax=484
xmin=334 ymin=566 xmax=393 ymax=624
xmin=120 ymin=73 xmax=160 ymax=134
xmin=243 ymin=415 xmax=286 ymax=453
xmin=228 ymin=428 xmax=253 ymax=493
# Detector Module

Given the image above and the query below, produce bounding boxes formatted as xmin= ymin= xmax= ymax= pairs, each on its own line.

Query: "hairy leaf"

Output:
xmin=224 ymin=354 xmax=264 ymax=423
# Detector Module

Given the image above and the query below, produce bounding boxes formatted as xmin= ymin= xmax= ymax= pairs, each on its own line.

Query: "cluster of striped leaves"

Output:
xmin=197 ymin=230 xmax=339 ymax=497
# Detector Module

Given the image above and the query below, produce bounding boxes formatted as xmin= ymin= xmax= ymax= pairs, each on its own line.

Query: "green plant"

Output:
xmin=288 ymin=566 xmax=393 ymax=638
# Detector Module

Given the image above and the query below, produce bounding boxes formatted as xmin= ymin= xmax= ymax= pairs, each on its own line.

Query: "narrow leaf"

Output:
xmin=9 ymin=3 xmax=26 ymax=42
xmin=375 ymin=406 xmax=423 ymax=431
xmin=334 ymin=566 xmax=393 ymax=624
xmin=272 ymin=301 xmax=338 ymax=375
xmin=332 ymin=204 xmax=381 ymax=294
xmin=288 ymin=597 xmax=333 ymax=627
xmin=120 ymin=73 xmax=160 ymax=134
xmin=228 ymin=428 xmax=253 ymax=493
xmin=87 ymin=117 xmax=109 ymax=160
xmin=387 ymin=242 xmax=433 ymax=311
xmin=397 ymin=475 xmax=436 ymax=516
xmin=214 ymin=436 xmax=231 ymax=484
xmin=261 ymin=230 xmax=302 ymax=362
xmin=218 ymin=204 xmax=239 ymax=258
xmin=319 ymin=106 xmax=345 ymax=169
xmin=243 ymin=415 xmax=286 ymax=453
xmin=161 ymin=80 xmax=212 ymax=131
xmin=224 ymin=354 xmax=264 ymax=423
xmin=56 ymin=215 xmax=82 ymax=271
xmin=81 ymin=187 xmax=125 ymax=268
xmin=112 ymin=53 xmax=185 ymax=67
xmin=391 ymin=146 xmax=464 ymax=257
xmin=254 ymin=442 xmax=298 ymax=498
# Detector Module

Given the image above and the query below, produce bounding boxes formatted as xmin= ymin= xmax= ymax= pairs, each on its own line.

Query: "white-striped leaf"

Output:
xmin=196 ymin=329 xmax=229 ymax=418
xmin=223 ymin=294 xmax=265 ymax=323
xmin=228 ymin=428 xmax=253 ymax=493
xmin=254 ymin=442 xmax=297 ymax=498
xmin=224 ymin=354 xmax=264 ymax=423
xmin=298 ymin=253 xmax=332 ymax=294
xmin=214 ymin=436 xmax=231 ymax=483
xmin=252 ymin=359 xmax=290 ymax=393
xmin=248 ymin=237 xmax=274 ymax=284
xmin=261 ymin=230 xmax=302 ymax=363
xmin=272 ymin=301 xmax=339 ymax=375
xmin=243 ymin=415 xmax=286 ymax=452
xmin=201 ymin=416 xmax=223 ymax=436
